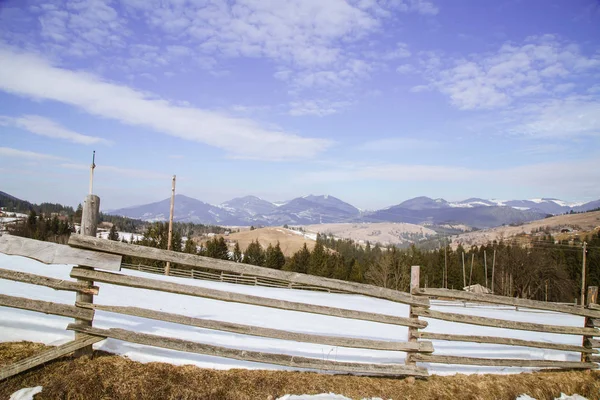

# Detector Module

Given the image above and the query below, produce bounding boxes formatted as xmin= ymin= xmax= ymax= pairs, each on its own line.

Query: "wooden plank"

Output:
xmin=416 ymin=288 xmax=600 ymax=319
xmin=411 ymin=354 xmax=597 ymax=369
xmin=70 ymin=267 xmax=426 ymax=328
xmin=0 ymin=294 xmax=94 ymax=321
xmin=413 ymin=307 xmax=598 ymax=336
xmin=0 ymin=334 xmax=105 ymax=380
xmin=67 ymin=324 xmax=428 ymax=377
xmin=417 ymin=331 xmax=598 ymax=354
xmin=0 ymin=235 xmax=121 ymax=271
xmin=0 ymin=267 xmax=98 ymax=294
xmin=68 ymin=235 xmax=428 ymax=307
xmin=77 ymin=302 xmax=433 ymax=353
xmin=589 ymin=355 xmax=600 ymax=363
xmin=589 ymin=303 xmax=600 ymax=311
xmin=589 ymin=339 xmax=600 ymax=348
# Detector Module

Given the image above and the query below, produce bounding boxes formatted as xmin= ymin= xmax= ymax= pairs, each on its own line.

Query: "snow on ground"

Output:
xmin=97 ymin=231 xmax=143 ymax=242
xmin=0 ymin=252 xmax=592 ymax=376
xmin=9 ymin=386 xmax=43 ymax=400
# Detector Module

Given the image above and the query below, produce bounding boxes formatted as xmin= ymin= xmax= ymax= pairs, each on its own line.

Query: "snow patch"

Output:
xmin=9 ymin=386 xmax=43 ymax=400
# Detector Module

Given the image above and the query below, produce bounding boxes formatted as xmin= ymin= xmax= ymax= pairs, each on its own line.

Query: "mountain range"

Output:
xmin=106 ymin=194 xmax=600 ymax=229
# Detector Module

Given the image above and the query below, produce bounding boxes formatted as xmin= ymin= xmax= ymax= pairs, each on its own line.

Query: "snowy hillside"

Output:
xmin=0 ymin=252 xmax=590 ymax=376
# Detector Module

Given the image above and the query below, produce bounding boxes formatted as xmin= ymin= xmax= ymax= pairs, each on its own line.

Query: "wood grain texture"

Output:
xmin=416 ymin=288 xmax=600 ymax=319
xmin=76 ymin=302 xmax=433 ymax=353
xmin=0 ymin=334 xmax=105 ymax=380
xmin=417 ymin=331 xmax=597 ymax=354
xmin=0 ymin=294 xmax=93 ymax=321
xmin=411 ymin=353 xmax=597 ymax=369
xmin=70 ymin=268 xmax=425 ymax=328
xmin=68 ymin=235 xmax=427 ymax=307
xmin=0 ymin=267 xmax=98 ymax=294
xmin=0 ymin=235 xmax=121 ymax=271
xmin=413 ymin=307 xmax=598 ymax=336
xmin=67 ymin=324 xmax=429 ymax=377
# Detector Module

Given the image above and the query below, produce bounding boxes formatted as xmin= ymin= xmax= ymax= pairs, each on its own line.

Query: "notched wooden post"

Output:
xmin=406 ymin=265 xmax=421 ymax=366
xmin=582 ymin=286 xmax=598 ymax=363
xmin=74 ymin=194 xmax=99 ymax=357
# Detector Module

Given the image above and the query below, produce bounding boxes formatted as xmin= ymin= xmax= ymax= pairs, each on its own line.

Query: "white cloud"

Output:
xmin=61 ymin=163 xmax=171 ymax=180
xmin=424 ymin=36 xmax=600 ymax=110
xmin=0 ymin=114 xmax=111 ymax=145
xmin=0 ymin=146 xmax=66 ymax=161
xmin=396 ymin=64 xmax=416 ymax=74
xmin=410 ymin=84 xmax=430 ymax=93
xmin=0 ymin=47 xmax=332 ymax=160
xmin=288 ymin=99 xmax=352 ymax=116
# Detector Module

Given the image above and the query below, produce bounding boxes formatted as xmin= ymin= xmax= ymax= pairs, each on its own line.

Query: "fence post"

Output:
xmin=582 ymin=286 xmax=598 ymax=362
xmin=406 ymin=265 xmax=421 ymax=366
xmin=74 ymin=194 xmax=99 ymax=357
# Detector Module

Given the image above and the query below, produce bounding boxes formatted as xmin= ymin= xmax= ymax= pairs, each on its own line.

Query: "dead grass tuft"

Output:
xmin=1 ymin=342 xmax=599 ymax=400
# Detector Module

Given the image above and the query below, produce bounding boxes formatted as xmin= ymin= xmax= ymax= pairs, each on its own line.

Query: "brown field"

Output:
xmin=219 ymin=227 xmax=316 ymax=257
xmin=302 ymin=222 xmax=437 ymax=246
xmin=451 ymin=210 xmax=600 ymax=248
xmin=2 ymin=342 xmax=600 ymax=400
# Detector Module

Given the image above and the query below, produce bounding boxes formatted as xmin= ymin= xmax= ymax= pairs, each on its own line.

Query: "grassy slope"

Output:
xmin=1 ymin=342 xmax=599 ymax=400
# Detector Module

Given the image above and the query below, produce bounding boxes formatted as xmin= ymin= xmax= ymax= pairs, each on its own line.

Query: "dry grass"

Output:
xmin=220 ymin=227 xmax=316 ymax=257
xmin=1 ymin=342 xmax=600 ymax=400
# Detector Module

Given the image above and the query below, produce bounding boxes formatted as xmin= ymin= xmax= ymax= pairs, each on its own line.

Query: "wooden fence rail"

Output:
xmin=1 ymin=234 xmax=600 ymax=381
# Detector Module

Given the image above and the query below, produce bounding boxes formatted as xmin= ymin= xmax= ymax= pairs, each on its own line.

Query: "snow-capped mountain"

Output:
xmin=105 ymin=194 xmax=600 ymax=229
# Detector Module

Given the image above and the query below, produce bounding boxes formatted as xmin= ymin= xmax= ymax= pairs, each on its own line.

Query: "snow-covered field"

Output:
xmin=0 ymin=252 xmax=590 ymax=376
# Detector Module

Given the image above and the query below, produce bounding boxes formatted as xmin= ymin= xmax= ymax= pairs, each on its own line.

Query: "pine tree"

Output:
xmin=233 ymin=241 xmax=243 ymax=262
xmin=243 ymin=240 xmax=265 ymax=266
xmin=108 ymin=224 xmax=119 ymax=241
xmin=308 ymin=241 xmax=326 ymax=276
xmin=264 ymin=241 xmax=286 ymax=270
xmin=184 ymin=238 xmax=197 ymax=254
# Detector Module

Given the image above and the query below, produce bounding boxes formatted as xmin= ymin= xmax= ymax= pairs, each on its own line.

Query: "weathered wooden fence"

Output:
xmin=0 ymin=234 xmax=598 ymax=381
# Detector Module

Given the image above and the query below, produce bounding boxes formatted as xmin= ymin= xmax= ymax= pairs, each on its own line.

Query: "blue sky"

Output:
xmin=0 ymin=0 xmax=599 ymax=211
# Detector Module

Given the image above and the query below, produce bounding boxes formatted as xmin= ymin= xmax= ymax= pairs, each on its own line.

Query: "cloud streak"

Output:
xmin=0 ymin=46 xmax=332 ymax=160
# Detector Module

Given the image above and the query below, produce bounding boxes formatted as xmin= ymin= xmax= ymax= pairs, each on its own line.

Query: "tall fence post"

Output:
xmin=406 ymin=265 xmax=421 ymax=366
xmin=582 ymin=286 xmax=598 ymax=362
xmin=74 ymin=194 xmax=99 ymax=357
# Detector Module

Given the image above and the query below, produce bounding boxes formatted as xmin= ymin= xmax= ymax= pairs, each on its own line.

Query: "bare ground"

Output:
xmin=1 ymin=342 xmax=600 ymax=400
xmin=219 ymin=227 xmax=316 ymax=257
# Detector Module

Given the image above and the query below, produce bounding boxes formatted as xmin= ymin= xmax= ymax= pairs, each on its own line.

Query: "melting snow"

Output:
xmin=9 ymin=387 xmax=43 ymax=400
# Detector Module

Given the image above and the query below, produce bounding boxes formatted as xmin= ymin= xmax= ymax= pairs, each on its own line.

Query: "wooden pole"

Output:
xmin=468 ymin=253 xmax=474 ymax=290
xmin=462 ymin=252 xmax=466 ymax=289
xmin=444 ymin=242 xmax=448 ymax=289
xmin=582 ymin=286 xmax=598 ymax=362
xmin=165 ymin=175 xmax=176 ymax=276
xmin=484 ymin=250 xmax=488 ymax=289
xmin=491 ymin=249 xmax=496 ymax=294
xmin=581 ymin=242 xmax=587 ymax=306
xmin=74 ymin=193 xmax=99 ymax=357
xmin=406 ymin=265 xmax=421 ymax=366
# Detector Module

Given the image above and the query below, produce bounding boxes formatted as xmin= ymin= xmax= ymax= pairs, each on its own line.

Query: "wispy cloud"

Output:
xmin=0 ymin=115 xmax=111 ymax=145
xmin=0 ymin=146 xmax=66 ymax=161
xmin=288 ymin=99 xmax=352 ymax=117
xmin=0 ymin=47 xmax=332 ymax=160
xmin=362 ymin=138 xmax=441 ymax=151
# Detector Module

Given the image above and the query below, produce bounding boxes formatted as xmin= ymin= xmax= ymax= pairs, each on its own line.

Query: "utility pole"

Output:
xmin=492 ymin=249 xmax=496 ymax=294
xmin=484 ymin=250 xmax=488 ymax=289
xmin=165 ymin=175 xmax=176 ymax=276
xmin=89 ymin=151 xmax=96 ymax=195
xmin=462 ymin=252 xmax=466 ymax=289
xmin=444 ymin=241 xmax=448 ymax=289
xmin=581 ymin=242 xmax=587 ymax=305
xmin=468 ymin=252 xmax=474 ymax=289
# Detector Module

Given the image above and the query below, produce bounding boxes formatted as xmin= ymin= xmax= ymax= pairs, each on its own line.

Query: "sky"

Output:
xmin=0 ymin=0 xmax=599 ymax=211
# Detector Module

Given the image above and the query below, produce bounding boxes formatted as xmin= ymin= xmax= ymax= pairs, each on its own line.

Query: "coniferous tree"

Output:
xmin=184 ymin=238 xmax=198 ymax=254
xmin=108 ymin=224 xmax=119 ymax=241
xmin=243 ymin=240 xmax=265 ymax=266
xmin=265 ymin=241 xmax=286 ymax=270
xmin=233 ymin=241 xmax=243 ymax=262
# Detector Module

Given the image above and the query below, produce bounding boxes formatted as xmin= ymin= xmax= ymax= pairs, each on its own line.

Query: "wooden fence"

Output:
xmin=121 ymin=263 xmax=348 ymax=293
xmin=0 ymin=234 xmax=598 ymax=381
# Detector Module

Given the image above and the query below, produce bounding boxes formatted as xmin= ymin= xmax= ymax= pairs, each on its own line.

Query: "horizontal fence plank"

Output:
xmin=0 ymin=235 xmax=121 ymax=271
xmin=589 ymin=304 xmax=600 ymax=311
xmin=413 ymin=307 xmax=598 ymax=336
xmin=589 ymin=355 xmax=600 ymax=363
xmin=416 ymin=288 xmax=600 ymax=319
xmin=69 ymin=235 xmax=427 ymax=307
xmin=0 ymin=267 xmax=99 ymax=295
xmin=0 ymin=334 xmax=105 ymax=381
xmin=67 ymin=324 xmax=428 ymax=377
xmin=411 ymin=354 xmax=597 ymax=369
xmin=0 ymin=294 xmax=94 ymax=321
xmin=589 ymin=339 xmax=600 ymax=348
xmin=417 ymin=331 xmax=597 ymax=354
xmin=77 ymin=302 xmax=433 ymax=353
xmin=70 ymin=267 xmax=426 ymax=328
